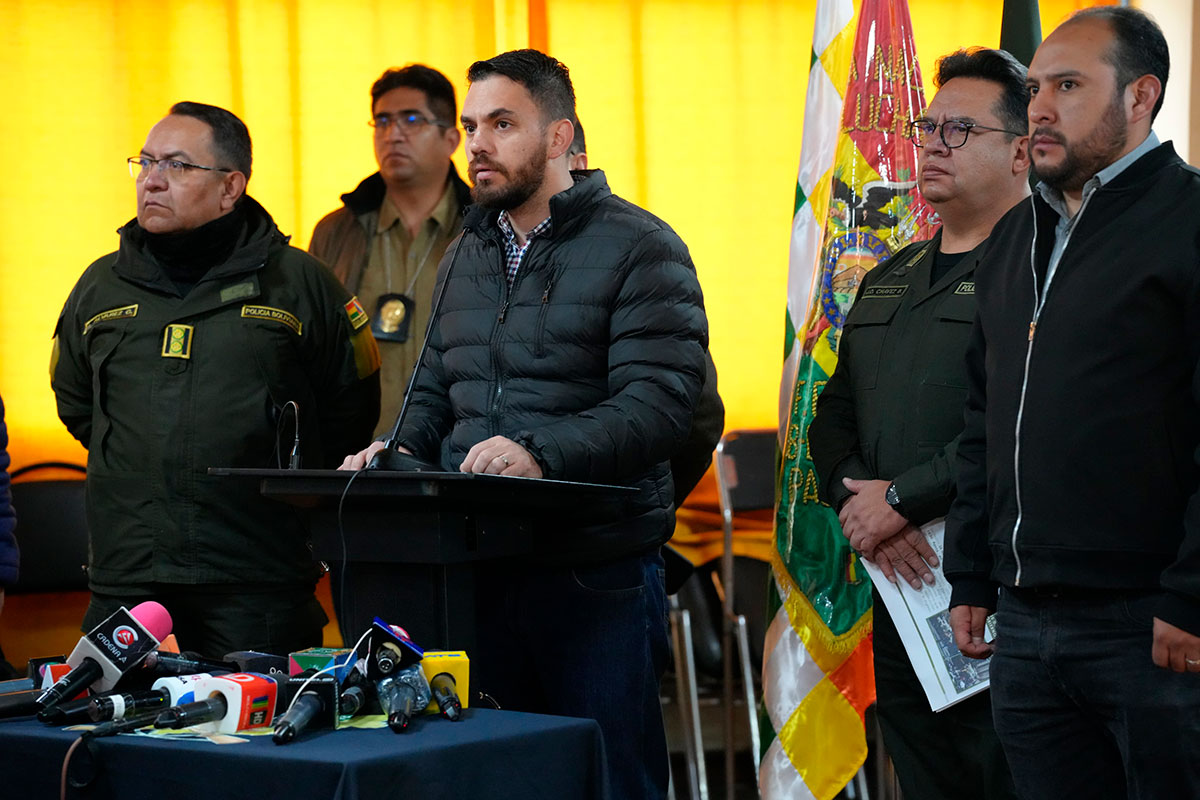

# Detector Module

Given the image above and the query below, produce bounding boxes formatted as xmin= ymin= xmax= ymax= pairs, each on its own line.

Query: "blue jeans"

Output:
xmin=991 ymin=587 xmax=1200 ymax=800
xmin=474 ymin=552 xmax=670 ymax=800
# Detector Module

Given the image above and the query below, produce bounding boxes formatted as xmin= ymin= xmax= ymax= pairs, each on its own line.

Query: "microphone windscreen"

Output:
xmin=129 ymin=601 xmax=173 ymax=641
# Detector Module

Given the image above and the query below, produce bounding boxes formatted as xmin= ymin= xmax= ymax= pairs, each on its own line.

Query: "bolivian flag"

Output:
xmin=762 ymin=0 xmax=937 ymax=797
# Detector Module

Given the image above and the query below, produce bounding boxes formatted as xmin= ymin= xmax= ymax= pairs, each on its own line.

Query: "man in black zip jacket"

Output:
xmin=944 ymin=8 xmax=1200 ymax=798
xmin=344 ymin=51 xmax=706 ymax=800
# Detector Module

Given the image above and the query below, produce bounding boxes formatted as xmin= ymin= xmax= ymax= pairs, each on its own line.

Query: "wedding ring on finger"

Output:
xmin=1186 ymin=657 xmax=1200 ymax=667
xmin=496 ymin=454 xmax=510 ymax=467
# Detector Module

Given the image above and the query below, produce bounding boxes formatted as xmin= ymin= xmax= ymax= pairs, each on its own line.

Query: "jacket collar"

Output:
xmin=341 ymin=163 xmax=473 ymax=218
xmin=464 ymin=169 xmax=611 ymax=242
xmin=113 ymin=195 xmax=282 ymax=293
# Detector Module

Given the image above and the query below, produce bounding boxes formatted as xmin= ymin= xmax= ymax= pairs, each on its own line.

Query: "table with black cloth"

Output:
xmin=0 ymin=708 xmax=607 ymax=799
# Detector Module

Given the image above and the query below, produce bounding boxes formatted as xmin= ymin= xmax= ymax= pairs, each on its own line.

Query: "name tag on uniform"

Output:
xmin=861 ymin=285 xmax=907 ymax=299
xmin=83 ymin=304 xmax=138 ymax=335
xmin=954 ymin=281 xmax=975 ymax=295
xmin=162 ymin=324 xmax=194 ymax=359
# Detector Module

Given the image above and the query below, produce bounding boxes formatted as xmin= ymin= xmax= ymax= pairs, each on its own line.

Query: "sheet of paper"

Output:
xmin=860 ymin=519 xmax=996 ymax=712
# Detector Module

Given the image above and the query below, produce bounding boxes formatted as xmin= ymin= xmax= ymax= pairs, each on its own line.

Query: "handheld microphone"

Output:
xmin=339 ymin=685 xmax=366 ymax=717
xmin=429 ymin=673 xmax=463 ymax=721
xmin=0 ymin=689 xmax=41 ymax=719
xmin=272 ymin=672 xmax=340 ymax=745
xmin=141 ymin=651 xmax=235 ymax=676
xmin=224 ymin=651 xmax=290 ymax=676
xmin=376 ymin=664 xmax=431 ymax=732
xmin=86 ymin=671 xmax=212 ymax=723
xmin=369 ymin=234 xmax=467 ymax=471
xmin=365 ymin=618 xmax=424 ymax=681
xmin=155 ymin=673 xmax=278 ymax=734
xmin=420 ymin=650 xmax=469 ymax=717
xmin=37 ymin=695 xmax=99 ymax=725
xmin=37 ymin=601 xmax=173 ymax=712
xmin=89 ymin=708 xmax=165 ymax=738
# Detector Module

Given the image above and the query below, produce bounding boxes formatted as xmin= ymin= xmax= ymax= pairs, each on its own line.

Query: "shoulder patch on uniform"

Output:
xmin=83 ymin=304 xmax=138 ymax=335
xmin=161 ymin=324 xmax=194 ymax=359
xmin=221 ymin=282 xmax=256 ymax=303
xmin=954 ymin=281 xmax=975 ymax=295
xmin=351 ymin=327 xmax=381 ymax=379
xmin=861 ymin=285 xmax=907 ymax=299
xmin=242 ymin=305 xmax=302 ymax=335
xmin=344 ymin=297 xmax=369 ymax=330
xmin=891 ymin=241 xmax=933 ymax=276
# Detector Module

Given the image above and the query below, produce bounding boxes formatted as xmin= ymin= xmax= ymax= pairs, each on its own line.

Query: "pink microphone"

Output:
xmin=37 ymin=601 xmax=174 ymax=713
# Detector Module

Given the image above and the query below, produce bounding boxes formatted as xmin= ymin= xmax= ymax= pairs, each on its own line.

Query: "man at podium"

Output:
xmin=345 ymin=50 xmax=707 ymax=800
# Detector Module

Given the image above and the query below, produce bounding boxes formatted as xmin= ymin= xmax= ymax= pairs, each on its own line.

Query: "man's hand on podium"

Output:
xmin=460 ymin=436 xmax=543 ymax=478
xmin=340 ymin=441 xmax=410 ymax=471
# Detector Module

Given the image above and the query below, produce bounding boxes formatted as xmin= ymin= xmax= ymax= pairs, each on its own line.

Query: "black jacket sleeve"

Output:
xmin=670 ymin=350 xmax=724 ymax=507
xmin=809 ymin=281 xmax=872 ymax=511
xmin=304 ymin=262 xmax=382 ymax=467
xmin=944 ymin=313 xmax=999 ymax=611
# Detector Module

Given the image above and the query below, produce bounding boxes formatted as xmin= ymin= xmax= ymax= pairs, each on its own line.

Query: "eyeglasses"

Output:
xmin=907 ymin=119 xmax=1024 ymax=149
xmin=127 ymin=156 xmax=233 ymax=179
xmin=369 ymin=112 xmax=452 ymax=134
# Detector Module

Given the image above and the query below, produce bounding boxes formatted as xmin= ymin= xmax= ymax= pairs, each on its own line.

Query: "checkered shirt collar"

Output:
xmin=497 ymin=212 xmax=552 ymax=287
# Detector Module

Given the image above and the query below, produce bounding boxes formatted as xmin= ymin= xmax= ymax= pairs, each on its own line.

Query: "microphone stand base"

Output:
xmin=366 ymin=448 xmax=440 ymax=472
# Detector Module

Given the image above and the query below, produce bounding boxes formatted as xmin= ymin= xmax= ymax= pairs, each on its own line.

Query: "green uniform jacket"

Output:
xmin=809 ymin=231 xmax=982 ymax=524
xmin=51 ymin=198 xmax=381 ymax=592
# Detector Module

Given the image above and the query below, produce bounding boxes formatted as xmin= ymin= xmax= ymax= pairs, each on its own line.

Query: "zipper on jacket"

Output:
xmin=1009 ymin=189 xmax=1097 ymax=585
xmin=533 ymin=277 xmax=556 ymax=358
xmin=489 ymin=238 xmax=538 ymax=434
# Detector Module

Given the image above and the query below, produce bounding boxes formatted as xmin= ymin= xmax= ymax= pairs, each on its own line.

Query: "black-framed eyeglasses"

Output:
xmin=127 ymin=156 xmax=233 ymax=179
xmin=907 ymin=119 xmax=1024 ymax=149
xmin=369 ymin=112 xmax=452 ymax=134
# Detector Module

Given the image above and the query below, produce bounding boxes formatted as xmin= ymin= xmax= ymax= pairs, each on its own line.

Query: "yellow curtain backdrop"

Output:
xmin=0 ymin=0 xmax=1086 ymax=468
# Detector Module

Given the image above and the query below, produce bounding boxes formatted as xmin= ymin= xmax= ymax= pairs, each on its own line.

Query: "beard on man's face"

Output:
xmin=1033 ymin=90 xmax=1128 ymax=193
xmin=470 ymin=141 xmax=549 ymax=211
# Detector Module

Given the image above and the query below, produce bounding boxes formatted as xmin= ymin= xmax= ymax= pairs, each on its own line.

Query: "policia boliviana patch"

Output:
xmin=241 ymin=305 xmax=302 ymax=335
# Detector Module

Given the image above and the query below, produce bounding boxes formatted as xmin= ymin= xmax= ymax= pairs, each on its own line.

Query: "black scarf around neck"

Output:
xmin=142 ymin=202 xmax=247 ymax=291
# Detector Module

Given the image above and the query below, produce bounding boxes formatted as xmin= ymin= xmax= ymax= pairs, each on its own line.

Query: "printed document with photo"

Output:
xmin=861 ymin=519 xmax=997 ymax=712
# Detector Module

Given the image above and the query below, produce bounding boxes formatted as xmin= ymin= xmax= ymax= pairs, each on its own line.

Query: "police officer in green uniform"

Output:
xmin=51 ymin=102 xmax=381 ymax=657
xmin=809 ymin=50 xmax=1030 ymax=799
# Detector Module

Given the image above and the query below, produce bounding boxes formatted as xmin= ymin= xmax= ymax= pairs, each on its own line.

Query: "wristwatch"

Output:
xmin=885 ymin=481 xmax=909 ymax=520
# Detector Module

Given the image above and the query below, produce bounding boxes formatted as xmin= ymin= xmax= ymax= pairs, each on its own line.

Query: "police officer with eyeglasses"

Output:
xmin=809 ymin=48 xmax=1030 ymax=800
xmin=51 ymin=101 xmax=381 ymax=657
xmin=310 ymin=64 xmax=471 ymax=439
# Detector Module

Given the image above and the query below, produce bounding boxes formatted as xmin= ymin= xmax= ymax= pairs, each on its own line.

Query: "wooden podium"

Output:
xmin=210 ymin=468 xmax=636 ymax=654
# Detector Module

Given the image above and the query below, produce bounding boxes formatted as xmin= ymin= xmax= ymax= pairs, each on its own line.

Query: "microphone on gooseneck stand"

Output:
xmin=368 ymin=234 xmax=468 ymax=472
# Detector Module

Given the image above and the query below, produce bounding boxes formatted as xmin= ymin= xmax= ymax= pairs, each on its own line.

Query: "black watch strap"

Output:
xmin=885 ymin=481 xmax=908 ymax=519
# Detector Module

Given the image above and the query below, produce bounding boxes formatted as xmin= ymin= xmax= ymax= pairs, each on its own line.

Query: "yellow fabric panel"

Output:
xmin=0 ymin=0 xmax=1116 ymax=470
xmin=777 ymin=674 xmax=870 ymax=798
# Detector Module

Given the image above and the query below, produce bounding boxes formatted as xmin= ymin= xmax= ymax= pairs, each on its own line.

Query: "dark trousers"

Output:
xmin=873 ymin=587 xmax=1017 ymax=800
xmin=473 ymin=552 xmax=670 ymax=800
xmin=991 ymin=587 xmax=1200 ymax=800
xmin=84 ymin=583 xmax=327 ymax=658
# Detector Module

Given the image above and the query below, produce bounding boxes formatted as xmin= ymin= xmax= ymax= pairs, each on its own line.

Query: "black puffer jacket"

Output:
xmin=400 ymin=170 xmax=708 ymax=560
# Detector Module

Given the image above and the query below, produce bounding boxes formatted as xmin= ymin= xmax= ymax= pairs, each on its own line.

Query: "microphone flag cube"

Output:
xmin=288 ymin=648 xmax=357 ymax=683
xmin=420 ymin=651 xmax=469 ymax=714
xmin=191 ymin=673 xmax=278 ymax=734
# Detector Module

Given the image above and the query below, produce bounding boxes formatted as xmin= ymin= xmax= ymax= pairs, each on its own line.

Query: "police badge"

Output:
xmin=372 ymin=292 xmax=415 ymax=342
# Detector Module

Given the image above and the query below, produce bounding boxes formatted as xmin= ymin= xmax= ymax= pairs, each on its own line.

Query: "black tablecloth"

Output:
xmin=0 ymin=708 xmax=607 ymax=799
